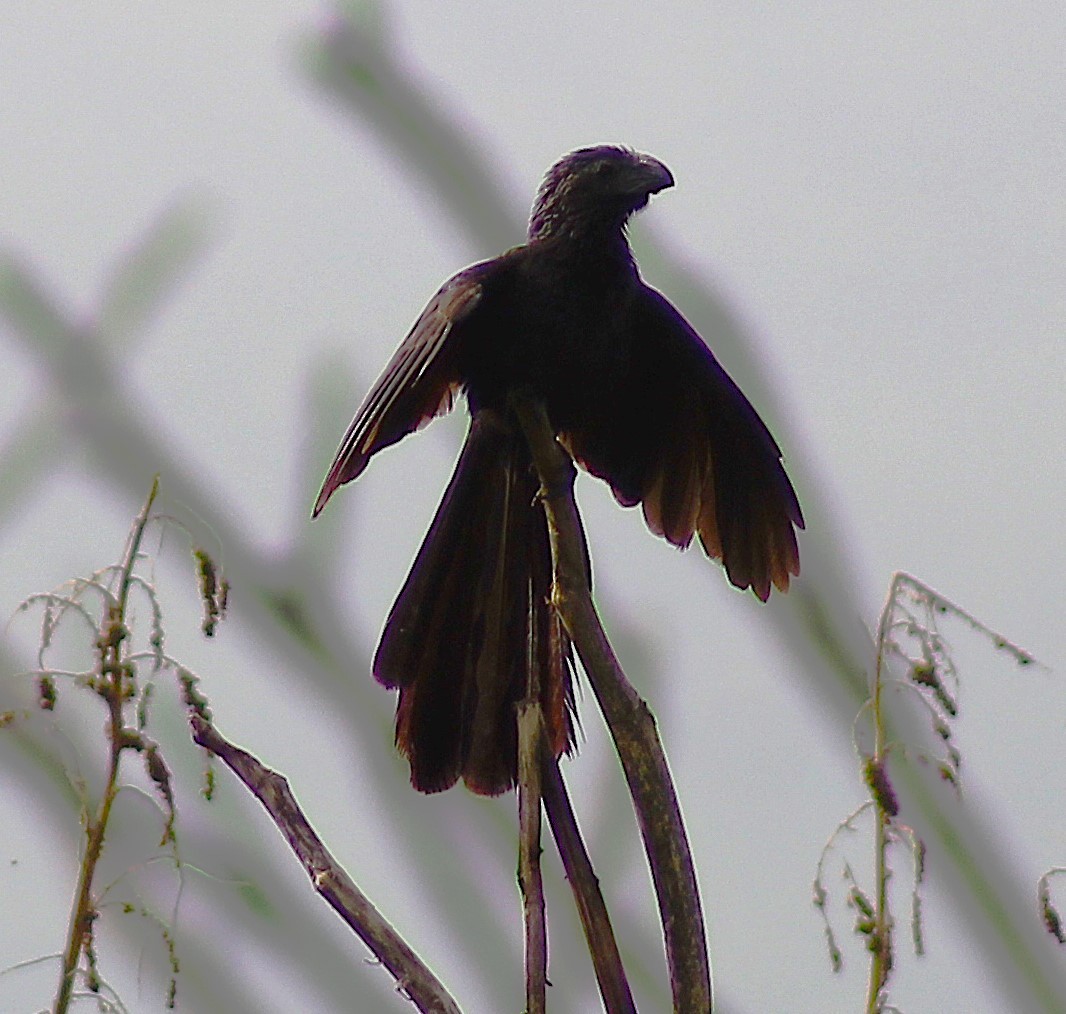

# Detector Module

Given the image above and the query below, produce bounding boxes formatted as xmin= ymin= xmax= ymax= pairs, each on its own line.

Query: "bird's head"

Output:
xmin=528 ymin=145 xmax=674 ymax=244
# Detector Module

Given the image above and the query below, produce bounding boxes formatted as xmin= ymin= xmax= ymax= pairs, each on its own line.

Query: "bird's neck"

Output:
xmin=532 ymin=226 xmax=637 ymax=277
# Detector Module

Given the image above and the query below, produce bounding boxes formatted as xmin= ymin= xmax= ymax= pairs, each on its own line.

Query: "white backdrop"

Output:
xmin=1 ymin=3 xmax=1064 ymax=1012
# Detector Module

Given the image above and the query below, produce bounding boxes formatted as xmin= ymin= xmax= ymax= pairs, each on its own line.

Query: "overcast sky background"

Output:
xmin=1 ymin=2 xmax=1064 ymax=1012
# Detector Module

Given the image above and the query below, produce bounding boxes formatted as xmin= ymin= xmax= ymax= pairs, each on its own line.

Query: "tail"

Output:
xmin=374 ymin=409 xmax=575 ymax=794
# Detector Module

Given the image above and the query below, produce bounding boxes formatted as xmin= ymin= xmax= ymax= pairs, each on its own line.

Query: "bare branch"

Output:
xmin=541 ymin=756 xmax=636 ymax=1014
xmin=517 ymin=701 xmax=547 ymax=1014
xmin=187 ymin=713 xmax=460 ymax=1014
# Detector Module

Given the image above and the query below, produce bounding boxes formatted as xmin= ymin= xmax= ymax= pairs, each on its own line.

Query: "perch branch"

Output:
xmin=513 ymin=394 xmax=712 ymax=1012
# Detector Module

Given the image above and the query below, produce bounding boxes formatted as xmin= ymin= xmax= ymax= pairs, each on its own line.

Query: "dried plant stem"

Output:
xmin=859 ymin=572 xmax=937 ymax=1010
xmin=514 ymin=395 xmax=712 ymax=1013
xmin=54 ymin=477 xmax=160 ymax=1014
xmin=187 ymin=713 xmax=460 ymax=1014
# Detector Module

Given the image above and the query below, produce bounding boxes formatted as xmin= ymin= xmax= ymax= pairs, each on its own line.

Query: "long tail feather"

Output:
xmin=374 ymin=410 xmax=574 ymax=794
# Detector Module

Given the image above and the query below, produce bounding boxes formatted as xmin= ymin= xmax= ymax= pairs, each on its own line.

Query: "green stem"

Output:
xmin=865 ymin=575 xmax=899 ymax=1013
xmin=53 ymin=478 xmax=160 ymax=1013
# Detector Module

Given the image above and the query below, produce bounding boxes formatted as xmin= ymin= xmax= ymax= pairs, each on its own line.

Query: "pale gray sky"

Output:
xmin=2 ymin=3 xmax=1064 ymax=1012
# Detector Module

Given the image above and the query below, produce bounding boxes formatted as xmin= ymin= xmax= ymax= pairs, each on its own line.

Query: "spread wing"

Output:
xmin=312 ymin=264 xmax=489 ymax=517
xmin=563 ymin=285 xmax=804 ymax=601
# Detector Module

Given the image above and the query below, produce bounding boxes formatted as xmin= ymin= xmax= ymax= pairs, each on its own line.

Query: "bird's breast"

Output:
xmin=459 ymin=258 xmax=637 ymax=431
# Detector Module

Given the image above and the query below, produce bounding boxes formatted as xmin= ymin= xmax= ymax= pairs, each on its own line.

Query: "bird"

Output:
xmin=314 ymin=145 xmax=803 ymax=795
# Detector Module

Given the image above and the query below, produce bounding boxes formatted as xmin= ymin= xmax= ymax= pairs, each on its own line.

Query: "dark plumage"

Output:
xmin=315 ymin=145 xmax=803 ymax=794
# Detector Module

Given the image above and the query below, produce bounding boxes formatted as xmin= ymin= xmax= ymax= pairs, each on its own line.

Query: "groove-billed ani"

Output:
xmin=314 ymin=146 xmax=803 ymax=795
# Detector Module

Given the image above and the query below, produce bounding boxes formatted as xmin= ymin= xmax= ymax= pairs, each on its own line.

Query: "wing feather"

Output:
xmin=568 ymin=284 xmax=803 ymax=599
xmin=312 ymin=266 xmax=487 ymax=516
xmin=639 ymin=287 xmax=803 ymax=598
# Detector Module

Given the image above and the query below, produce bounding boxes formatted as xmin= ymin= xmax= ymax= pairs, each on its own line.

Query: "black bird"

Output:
xmin=314 ymin=146 xmax=803 ymax=795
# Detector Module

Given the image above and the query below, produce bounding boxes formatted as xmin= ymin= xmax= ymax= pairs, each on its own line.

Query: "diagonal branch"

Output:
xmin=187 ymin=713 xmax=460 ymax=1014
xmin=541 ymin=755 xmax=636 ymax=1014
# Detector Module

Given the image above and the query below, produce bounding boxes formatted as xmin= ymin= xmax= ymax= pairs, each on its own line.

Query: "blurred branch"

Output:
xmin=0 ymin=196 xmax=209 ymax=529
xmin=514 ymin=395 xmax=712 ymax=1013
xmin=188 ymin=712 xmax=460 ymax=1014
xmin=304 ymin=4 xmax=519 ymax=253
xmin=96 ymin=196 xmax=212 ymax=346
xmin=0 ymin=410 xmax=65 ymax=531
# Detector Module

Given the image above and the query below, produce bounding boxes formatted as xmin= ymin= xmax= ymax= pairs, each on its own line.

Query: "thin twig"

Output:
xmin=513 ymin=394 xmax=712 ymax=1013
xmin=186 ymin=713 xmax=460 ymax=1014
xmin=541 ymin=756 xmax=636 ymax=1014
